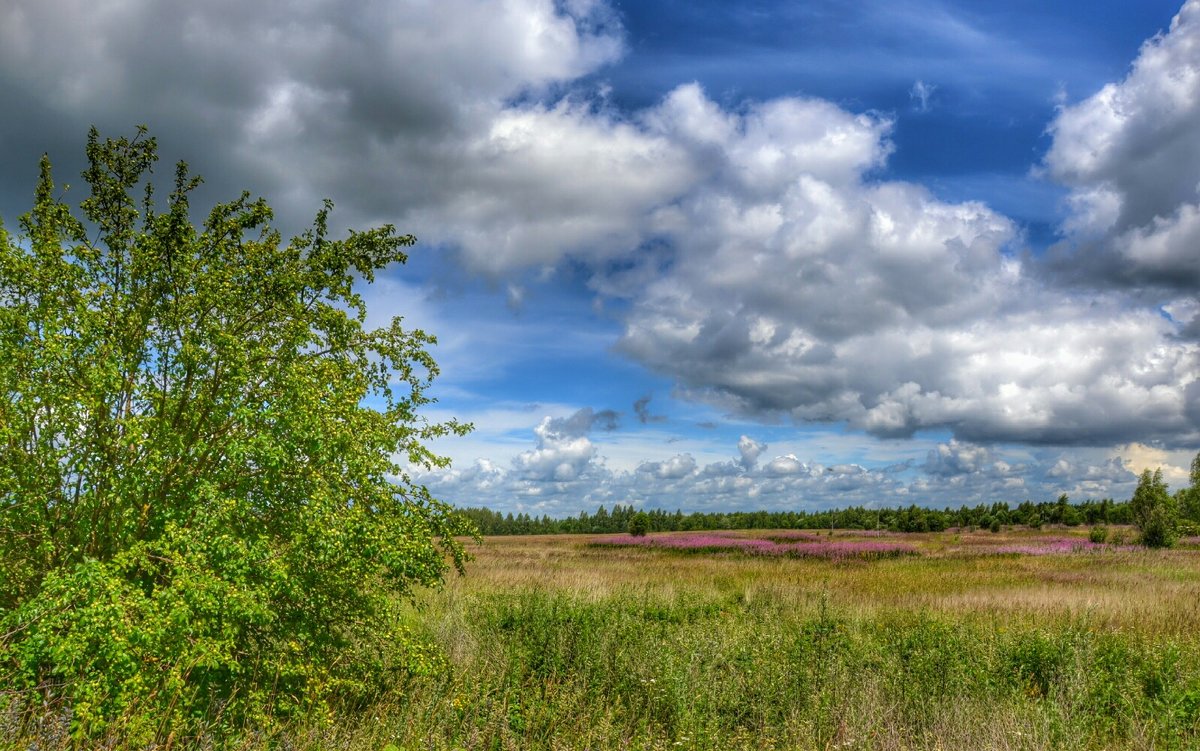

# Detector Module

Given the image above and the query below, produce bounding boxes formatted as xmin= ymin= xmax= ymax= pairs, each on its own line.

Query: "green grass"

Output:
xmin=6 ymin=527 xmax=1200 ymax=749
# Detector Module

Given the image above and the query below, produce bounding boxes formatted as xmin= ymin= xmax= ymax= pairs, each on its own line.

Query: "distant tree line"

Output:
xmin=459 ymin=453 xmax=1200 ymax=546
xmin=457 ymin=496 xmax=1138 ymax=537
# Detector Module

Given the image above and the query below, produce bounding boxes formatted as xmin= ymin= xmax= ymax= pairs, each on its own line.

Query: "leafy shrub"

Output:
xmin=1089 ymin=525 xmax=1109 ymax=544
xmin=1002 ymin=630 xmax=1068 ymax=698
xmin=1131 ymin=469 xmax=1178 ymax=548
xmin=0 ymin=128 xmax=473 ymax=739
xmin=1140 ymin=515 xmax=1177 ymax=549
xmin=628 ymin=511 xmax=651 ymax=537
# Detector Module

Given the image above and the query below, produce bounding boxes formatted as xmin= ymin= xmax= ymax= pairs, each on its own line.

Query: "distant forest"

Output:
xmin=457 ymin=495 xmax=1134 ymax=536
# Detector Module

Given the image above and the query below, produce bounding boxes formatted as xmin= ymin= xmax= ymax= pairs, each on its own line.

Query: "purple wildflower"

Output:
xmin=591 ymin=532 xmax=917 ymax=560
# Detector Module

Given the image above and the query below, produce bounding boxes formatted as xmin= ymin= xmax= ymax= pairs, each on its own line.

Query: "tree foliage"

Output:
xmin=627 ymin=511 xmax=650 ymax=537
xmin=1130 ymin=467 xmax=1178 ymax=548
xmin=1181 ymin=451 xmax=1200 ymax=525
xmin=458 ymin=496 xmax=1131 ymax=536
xmin=0 ymin=128 xmax=473 ymax=737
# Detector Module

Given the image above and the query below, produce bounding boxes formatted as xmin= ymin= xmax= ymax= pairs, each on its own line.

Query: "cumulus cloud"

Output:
xmin=1112 ymin=442 xmax=1194 ymax=488
xmin=417 ymin=424 xmax=1146 ymax=516
xmin=737 ymin=435 xmax=767 ymax=469
xmin=764 ymin=454 xmax=812 ymax=476
xmin=1043 ymin=0 xmax=1200 ymax=290
xmin=441 ymin=458 xmax=508 ymax=491
xmin=638 ymin=453 xmax=697 ymax=480
xmin=924 ymin=440 xmax=992 ymax=477
xmin=0 ymin=0 xmax=1194 ymax=466
xmin=511 ymin=408 xmax=610 ymax=481
xmin=0 ymin=0 xmax=630 ymax=239
xmin=613 ymin=84 xmax=1198 ymax=446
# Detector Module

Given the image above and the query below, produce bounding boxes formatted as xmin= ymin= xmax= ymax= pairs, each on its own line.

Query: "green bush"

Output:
xmin=1140 ymin=514 xmax=1177 ymax=549
xmin=0 ymin=128 xmax=473 ymax=739
xmin=628 ymin=511 xmax=651 ymax=537
xmin=1089 ymin=525 xmax=1109 ymax=544
xmin=1130 ymin=469 xmax=1178 ymax=548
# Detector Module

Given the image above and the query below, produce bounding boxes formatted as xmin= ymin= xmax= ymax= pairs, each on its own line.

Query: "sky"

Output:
xmin=0 ymin=0 xmax=1197 ymax=516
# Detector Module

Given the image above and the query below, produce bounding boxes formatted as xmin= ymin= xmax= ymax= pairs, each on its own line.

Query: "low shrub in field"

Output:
xmin=627 ymin=511 xmax=650 ymax=537
xmin=1090 ymin=525 xmax=1109 ymax=543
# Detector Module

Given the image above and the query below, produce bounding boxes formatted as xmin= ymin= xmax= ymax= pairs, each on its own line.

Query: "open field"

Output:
xmin=7 ymin=527 xmax=1200 ymax=750
xmin=343 ymin=527 xmax=1200 ymax=750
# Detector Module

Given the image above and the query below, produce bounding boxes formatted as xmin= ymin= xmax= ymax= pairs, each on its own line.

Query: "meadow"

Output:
xmin=317 ymin=526 xmax=1197 ymax=750
xmin=7 ymin=526 xmax=1200 ymax=750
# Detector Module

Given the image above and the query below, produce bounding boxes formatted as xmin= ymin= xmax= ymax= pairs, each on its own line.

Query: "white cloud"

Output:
xmin=737 ymin=435 xmax=767 ymax=469
xmin=1 ymin=0 xmax=1195 ymax=505
xmin=638 ymin=453 xmax=697 ymax=480
xmin=416 ymin=100 xmax=697 ymax=272
xmin=416 ymin=423 xmax=1147 ymax=515
xmin=510 ymin=408 xmax=614 ymax=482
xmin=764 ymin=454 xmax=811 ymax=476
xmin=613 ymin=85 xmax=1197 ymax=446
xmin=909 ymin=80 xmax=936 ymax=112
xmin=1043 ymin=0 xmax=1200 ymax=289
xmin=0 ymin=0 xmax=628 ymax=238
xmin=0 ymin=0 xmax=622 ymax=113
xmin=924 ymin=440 xmax=992 ymax=477
xmin=1112 ymin=442 xmax=1194 ymax=489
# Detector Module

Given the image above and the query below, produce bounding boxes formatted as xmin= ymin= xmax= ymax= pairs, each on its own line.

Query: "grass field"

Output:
xmin=8 ymin=526 xmax=1200 ymax=750
xmin=323 ymin=526 xmax=1200 ymax=751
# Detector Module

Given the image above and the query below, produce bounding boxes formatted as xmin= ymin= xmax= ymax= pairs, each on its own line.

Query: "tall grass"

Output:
xmin=5 ymin=528 xmax=1199 ymax=749
xmin=384 ymin=589 xmax=1198 ymax=749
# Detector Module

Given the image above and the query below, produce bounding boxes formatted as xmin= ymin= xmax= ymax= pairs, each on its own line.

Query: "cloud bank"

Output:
xmin=1043 ymin=0 xmax=1200 ymax=292
xmin=0 ymin=0 xmax=1196 ymax=513
xmin=415 ymin=412 xmax=1150 ymax=516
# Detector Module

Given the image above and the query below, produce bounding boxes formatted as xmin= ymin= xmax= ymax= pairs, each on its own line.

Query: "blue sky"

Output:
xmin=0 ymin=0 xmax=1197 ymax=515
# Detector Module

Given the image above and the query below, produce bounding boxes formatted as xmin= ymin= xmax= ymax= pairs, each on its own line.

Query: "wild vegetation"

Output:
xmin=0 ymin=129 xmax=472 ymax=741
xmin=9 ymin=527 xmax=1196 ymax=749
xmin=394 ymin=529 xmax=1200 ymax=751
xmin=3 ymin=129 xmax=1199 ymax=748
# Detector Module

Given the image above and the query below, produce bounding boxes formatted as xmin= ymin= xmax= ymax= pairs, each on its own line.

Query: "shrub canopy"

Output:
xmin=0 ymin=128 xmax=473 ymax=738
xmin=1130 ymin=468 xmax=1177 ymax=548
